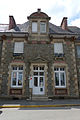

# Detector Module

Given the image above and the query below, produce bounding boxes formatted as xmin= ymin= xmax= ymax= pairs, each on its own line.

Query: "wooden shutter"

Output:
xmin=54 ymin=43 xmax=63 ymax=53
xmin=14 ymin=42 xmax=24 ymax=53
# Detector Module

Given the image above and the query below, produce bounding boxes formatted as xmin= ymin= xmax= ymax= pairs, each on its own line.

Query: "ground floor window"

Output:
xmin=54 ymin=67 xmax=66 ymax=88
xmin=11 ymin=66 xmax=23 ymax=87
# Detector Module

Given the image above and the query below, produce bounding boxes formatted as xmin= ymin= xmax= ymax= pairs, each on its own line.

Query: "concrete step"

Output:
xmin=31 ymin=95 xmax=48 ymax=101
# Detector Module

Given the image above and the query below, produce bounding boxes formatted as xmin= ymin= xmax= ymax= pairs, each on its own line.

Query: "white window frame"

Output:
xmin=40 ymin=22 xmax=46 ymax=33
xmin=54 ymin=43 xmax=63 ymax=54
xmin=14 ymin=42 xmax=24 ymax=53
xmin=32 ymin=22 xmax=37 ymax=33
xmin=11 ymin=66 xmax=23 ymax=88
xmin=54 ymin=67 xmax=66 ymax=88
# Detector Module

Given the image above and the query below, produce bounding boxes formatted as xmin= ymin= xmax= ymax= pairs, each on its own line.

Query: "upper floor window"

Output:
xmin=54 ymin=67 xmax=66 ymax=88
xmin=11 ymin=66 xmax=23 ymax=87
xmin=32 ymin=22 xmax=37 ymax=33
xmin=77 ymin=46 xmax=80 ymax=58
xmin=40 ymin=22 xmax=46 ymax=33
xmin=54 ymin=43 xmax=63 ymax=54
xmin=14 ymin=42 xmax=24 ymax=53
xmin=54 ymin=43 xmax=64 ymax=57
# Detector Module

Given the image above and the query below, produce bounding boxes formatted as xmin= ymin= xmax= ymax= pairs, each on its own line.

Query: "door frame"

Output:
xmin=30 ymin=63 xmax=48 ymax=96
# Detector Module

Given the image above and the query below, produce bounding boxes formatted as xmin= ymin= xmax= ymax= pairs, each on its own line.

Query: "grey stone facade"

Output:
xmin=0 ymin=9 xmax=80 ymax=99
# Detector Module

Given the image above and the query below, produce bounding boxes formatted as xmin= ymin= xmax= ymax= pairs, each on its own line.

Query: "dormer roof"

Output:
xmin=27 ymin=9 xmax=51 ymax=20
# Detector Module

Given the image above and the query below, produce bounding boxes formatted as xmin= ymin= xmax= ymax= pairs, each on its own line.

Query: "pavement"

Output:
xmin=0 ymin=99 xmax=80 ymax=108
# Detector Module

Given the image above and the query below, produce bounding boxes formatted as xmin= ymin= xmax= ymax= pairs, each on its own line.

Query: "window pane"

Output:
xmin=40 ymin=77 xmax=44 ymax=86
xmin=33 ymin=66 xmax=38 ymax=70
xmin=34 ymin=77 xmax=38 ymax=87
xmin=60 ymin=68 xmax=64 ymax=71
xmin=19 ymin=66 xmax=23 ymax=70
xmin=12 ymin=66 xmax=17 ymax=70
xmin=55 ymin=72 xmax=59 ymax=86
xmin=34 ymin=72 xmax=38 ymax=76
xmin=12 ymin=72 xmax=17 ymax=86
xmin=39 ymin=66 xmax=44 ymax=70
xmin=77 ymin=46 xmax=80 ymax=57
xmin=40 ymin=22 xmax=46 ymax=33
xmin=60 ymin=72 xmax=65 ymax=86
xmin=18 ymin=72 xmax=22 ymax=86
xmin=39 ymin=72 xmax=44 ymax=76
xmin=14 ymin=42 xmax=24 ymax=53
xmin=12 ymin=78 xmax=16 ymax=85
xmin=54 ymin=68 xmax=59 ymax=71
xmin=54 ymin=43 xmax=63 ymax=54
xmin=32 ymin=22 xmax=37 ymax=32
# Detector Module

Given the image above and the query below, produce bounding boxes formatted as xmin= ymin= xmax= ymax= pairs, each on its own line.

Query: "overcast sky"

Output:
xmin=0 ymin=0 xmax=80 ymax=27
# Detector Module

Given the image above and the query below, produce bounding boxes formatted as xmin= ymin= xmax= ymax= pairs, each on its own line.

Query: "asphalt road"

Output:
xmin=0 ymin=107 xmax=80 ymax=120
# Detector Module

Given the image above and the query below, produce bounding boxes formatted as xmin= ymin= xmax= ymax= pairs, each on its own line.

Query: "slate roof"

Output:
xmin=49 ymin=23 xmax=73 ymax=35
xmin=68 ymin=26 xmax=80 ymax=34
xmin=0 ymin=21 xmax=80 ymax=36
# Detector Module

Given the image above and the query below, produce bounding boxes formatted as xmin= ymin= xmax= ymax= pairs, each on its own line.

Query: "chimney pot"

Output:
xmin=37 ymin=8 xmax=41 ymax=13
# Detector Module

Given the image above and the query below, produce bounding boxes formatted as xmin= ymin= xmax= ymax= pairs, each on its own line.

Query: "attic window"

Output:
xmin=40 ymin=22 xmax=46 ymax=33
xmin=32 ymin=22 xmax=37 ymax=33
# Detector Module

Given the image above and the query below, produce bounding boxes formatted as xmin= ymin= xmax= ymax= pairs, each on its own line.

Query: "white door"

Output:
xmin=32 ymin=66 xmax=45 ymax=95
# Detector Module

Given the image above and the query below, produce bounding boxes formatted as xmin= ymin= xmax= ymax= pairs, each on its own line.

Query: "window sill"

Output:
xmin=55 ymin=86 xmax=66 ymax=88
xmin=11 ymin=86 xmax=23 ymax=88
xmin=32 ymin=32 xmax=38 ymax=34
xmin=13 ymin=53 xmax=24 ymax=56
xmin=13 ymin=53 xmax=24 ymax=59
xmin=40 ymin=32 xmax=47 ymax=35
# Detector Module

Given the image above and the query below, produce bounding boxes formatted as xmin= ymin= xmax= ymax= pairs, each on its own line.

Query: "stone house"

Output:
xmin=0 ymin=9 xmax=80 ymax=100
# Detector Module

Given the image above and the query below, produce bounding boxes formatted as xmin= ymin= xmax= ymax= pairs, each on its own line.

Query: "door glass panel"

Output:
xmin=18 ymin=72 xmax=22 ymax=86
xmin=60 ymin=72 xmax=65 ymax=86
xmin=34 ymin=77 xmax=38 ymax=87
xmin=34 ymin=72 xmax=38 ymax=76
xmin=40 ymin=88 xmax=43 ymax=92
xmin=40 ymin=77 xmax=44 ymax=86
xmin=55 ymin=72 xmax=59 ymax=86
xmin=39 ymin=72 xmax=44 ymax=76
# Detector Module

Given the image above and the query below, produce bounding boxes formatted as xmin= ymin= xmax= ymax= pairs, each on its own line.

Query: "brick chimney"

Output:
xmin=61 ymin=17 xmax=68 ymax=30
xmin=9 ymin=16 xmax=16 ymax=30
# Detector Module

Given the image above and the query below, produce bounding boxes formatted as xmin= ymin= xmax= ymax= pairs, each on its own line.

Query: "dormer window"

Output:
xmin=32 ymin=22 xmax=37 ymax=33
xmin=40 ymin=22 xmax=46 ymax=33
